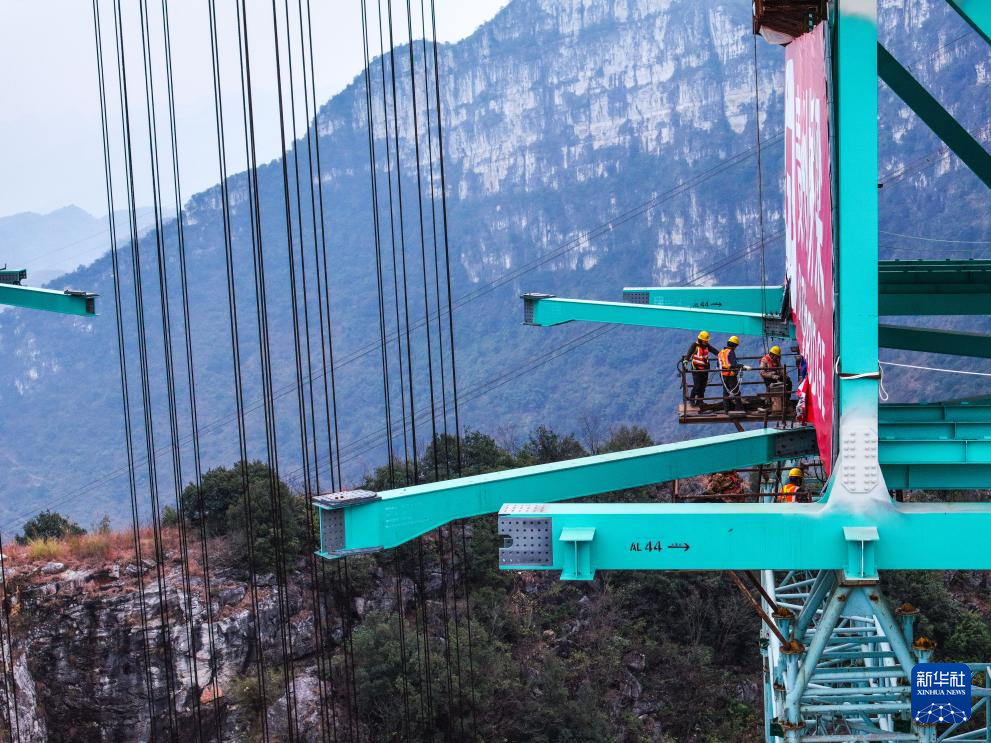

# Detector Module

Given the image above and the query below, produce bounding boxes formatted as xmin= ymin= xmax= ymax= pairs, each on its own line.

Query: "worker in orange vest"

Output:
xmin=758 ymin=346 xmax=792 ymax=393
xmin=683 ymin=330 xmax=713 ymax=409
xmin=718 ymin=336 xmax=750 ymax=412
xmin=777 ymin=467 xmax=803 ymax=503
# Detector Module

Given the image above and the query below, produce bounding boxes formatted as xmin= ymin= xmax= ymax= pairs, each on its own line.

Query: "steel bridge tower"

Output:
xmin=315 ymin=1 xmax=991 ymax=740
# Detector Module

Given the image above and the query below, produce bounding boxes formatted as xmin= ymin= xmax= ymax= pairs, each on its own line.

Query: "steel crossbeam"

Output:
xmin=313 ymin=427 xmax=817 ymax=558
xmin=522 ymin=293 xmax=792 ymax=338
xmin=496 ymin=501 xmax=991 ymax=578
xmin=0 ymin=283 xmax=97 ymax=316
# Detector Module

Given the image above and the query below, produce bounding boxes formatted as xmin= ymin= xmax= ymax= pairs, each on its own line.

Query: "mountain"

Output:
xmin=0 ymin=0 xmax=989 ymax=530
xmin=0 ymin=205 xmax=166 ymax=288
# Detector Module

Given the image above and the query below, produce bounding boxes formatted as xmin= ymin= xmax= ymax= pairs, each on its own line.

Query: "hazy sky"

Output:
xmin=0 ymin=0 xmax=509 ymax=220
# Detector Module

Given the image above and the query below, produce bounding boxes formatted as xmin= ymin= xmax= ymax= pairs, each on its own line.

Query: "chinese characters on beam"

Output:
xmin=785 ymin=22 xmax=834 ymax=473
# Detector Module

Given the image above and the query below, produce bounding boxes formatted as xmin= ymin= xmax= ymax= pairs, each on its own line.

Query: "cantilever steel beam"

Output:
xmin=622 ymin=285 xmax=785 ymax=314
xmin=946 ymin=0 xmax=991 ymax=46
xmin=523 ymin=293 xmax=794 ymax=338
xmin=878 ymin=42 xmax=991 ymax=191
xmin=313 ymin=427 xmax=817 ymax=558
xmin=623 ymin=263 xmax=991 ymax=317
xmin=497 ymin=500 xmax=991 ymax=579
xmin=524 ymin=295 xmax=991 ymax=355
xmin=878 ymin=324 xmax=991 ymax=358
xmin=0 ymin=283 xmax=97 ymax=316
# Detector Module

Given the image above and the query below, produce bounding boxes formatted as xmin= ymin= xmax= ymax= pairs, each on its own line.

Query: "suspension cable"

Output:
xmin=207 ymin=2 xmax=271 ymax=739
xmin=90 ymin=0 xmax=158 ymax=732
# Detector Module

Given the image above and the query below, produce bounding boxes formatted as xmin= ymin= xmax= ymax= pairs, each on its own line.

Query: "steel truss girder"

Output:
xmin=0 ymin=283 xmax=97 ymax=316
xmin=877 ymin=42 xmax=991 ymax=191
xmin=313 ymin=427 xmax=817 ymax=558
xmin=763 ymin=571 xmax=925 ymax=742
xmin=762 ymin=569 xmax=991 ymax=742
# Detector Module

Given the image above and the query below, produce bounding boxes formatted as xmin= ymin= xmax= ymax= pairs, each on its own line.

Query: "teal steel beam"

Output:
xmin=879 ymin=438 xmax=991 ymax=464
xmin=622 ymin=285 xmax=785 ymax=314
xmin=879 ymin=259 xmax=991 ymax=276
xmin=881 ymin=463 xmax=991 ymax=489
xmin=878 ymin=324 xmax=991 ymax=358
xmin=313 ymin=427 xmax=817 ymax=558
xmin=880 ymin=290 xmax=991 ymax=315
xmin=877 ymin=42 xmax=991 ymax=191
xmin=523 ymin=294 xmax=794 ymax=338
xmin=880 ymin=421 xmax=991 ymax=439
xmin=621 ymin=264 xmax=991 ymax=316
xmin=879 ymin=402 xmax=991 ymax=422
xmin=879 ymin=260 xmax=991 ymax=314
xmin=835 ymin=0 xmax=881 ymax=437
xmin=496 ymin=499 xmax=991 ymax=575
xmin=945 ymin=0 xmax=991 ymax=46
xmin=0 ymin=284 xmax=97 ymax=316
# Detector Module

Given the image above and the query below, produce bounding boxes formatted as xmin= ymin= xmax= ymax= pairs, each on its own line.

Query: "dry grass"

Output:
xmin=67 ymin=533 xmax=114 ymax=561
xmin=25 ymin=538 xmax=62 ymax=561
xmin=7 ymin=525 xmax=190 ymax=571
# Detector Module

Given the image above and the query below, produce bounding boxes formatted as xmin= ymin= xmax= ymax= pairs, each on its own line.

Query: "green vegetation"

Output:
xmin=342 ymin=424 xmax=764 ymax=741
xmin=179 ymin=460 xmax=307 ymax=572
xmin=17 ymin=509 xmax=86 ymax=545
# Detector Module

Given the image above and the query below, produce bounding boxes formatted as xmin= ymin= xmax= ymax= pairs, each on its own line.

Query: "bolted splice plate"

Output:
xmin=498 ymin=515 xmax=553 ymax=567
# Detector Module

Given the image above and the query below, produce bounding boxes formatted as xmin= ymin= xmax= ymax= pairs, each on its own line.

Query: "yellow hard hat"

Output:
xmin=728 ymin=335 xmax=740 ymax=346
xmin=697 ymin=330 xmax=710 ymax=341
xmin=789 ymin=467 xmax=803 ymax=479
xmin=769 ymin=345 xmax=781 ymax=355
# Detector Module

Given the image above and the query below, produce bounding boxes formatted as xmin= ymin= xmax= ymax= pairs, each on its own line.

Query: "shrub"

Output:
xmin=26 ymin=538 xmax=63 ymax=561
xmin=69 ymin=533 xmax=114 ymax=561
xmin=160 ymin=506 xmax=180 ymax=529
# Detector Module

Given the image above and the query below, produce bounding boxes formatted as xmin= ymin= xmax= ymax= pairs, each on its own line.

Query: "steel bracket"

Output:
xmin=843 ymin=526 xmax=879 ymax=583
xmin=559 ymin=526 xmax=596 ymax=581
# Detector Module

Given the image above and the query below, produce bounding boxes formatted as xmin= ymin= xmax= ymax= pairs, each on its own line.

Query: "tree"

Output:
xmin=181 ymin=460 xmax=284 ymax=537
xmin=17 ymin=510 xmax=85 ymax=545
xmin=600 ymin=425 xmax=653 ymax=453
xmin=419 ymin=430 xmax=516 ymax=481
xmin=944 ymin=611 xmax=991 ymax=662
xmin=516 ymin=426 xmax=587 ymax=465
xmin=224 ymin=470 xmax=307 ymax=572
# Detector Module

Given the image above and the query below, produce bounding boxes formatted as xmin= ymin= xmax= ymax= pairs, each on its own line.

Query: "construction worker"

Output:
xmin=778 ymin=467 xmax=803 ymax=503
xmin=759 ymin=346 xmax=793 ymax=393
xmin=683 ymin=330 xmax=714 ymax=409
xmin=718 ymin=336 xmax=750 ymax=412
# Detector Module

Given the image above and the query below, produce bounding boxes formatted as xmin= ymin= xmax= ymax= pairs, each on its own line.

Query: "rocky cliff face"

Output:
xmin=1 ymin=549 xmax=364 ymax=741
xmin=0 ymin=524 xmax=759 ymax=743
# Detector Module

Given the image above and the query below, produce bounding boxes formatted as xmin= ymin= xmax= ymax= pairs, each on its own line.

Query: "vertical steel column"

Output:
xmin=830 ymin=0 xmax=889 ymax=505
xmin=835 ymin=0 xmax=879 ymax=412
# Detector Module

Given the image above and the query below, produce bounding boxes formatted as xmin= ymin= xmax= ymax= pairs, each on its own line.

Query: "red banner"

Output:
xmin=785 ymin=23 xmax=834 ymax=473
